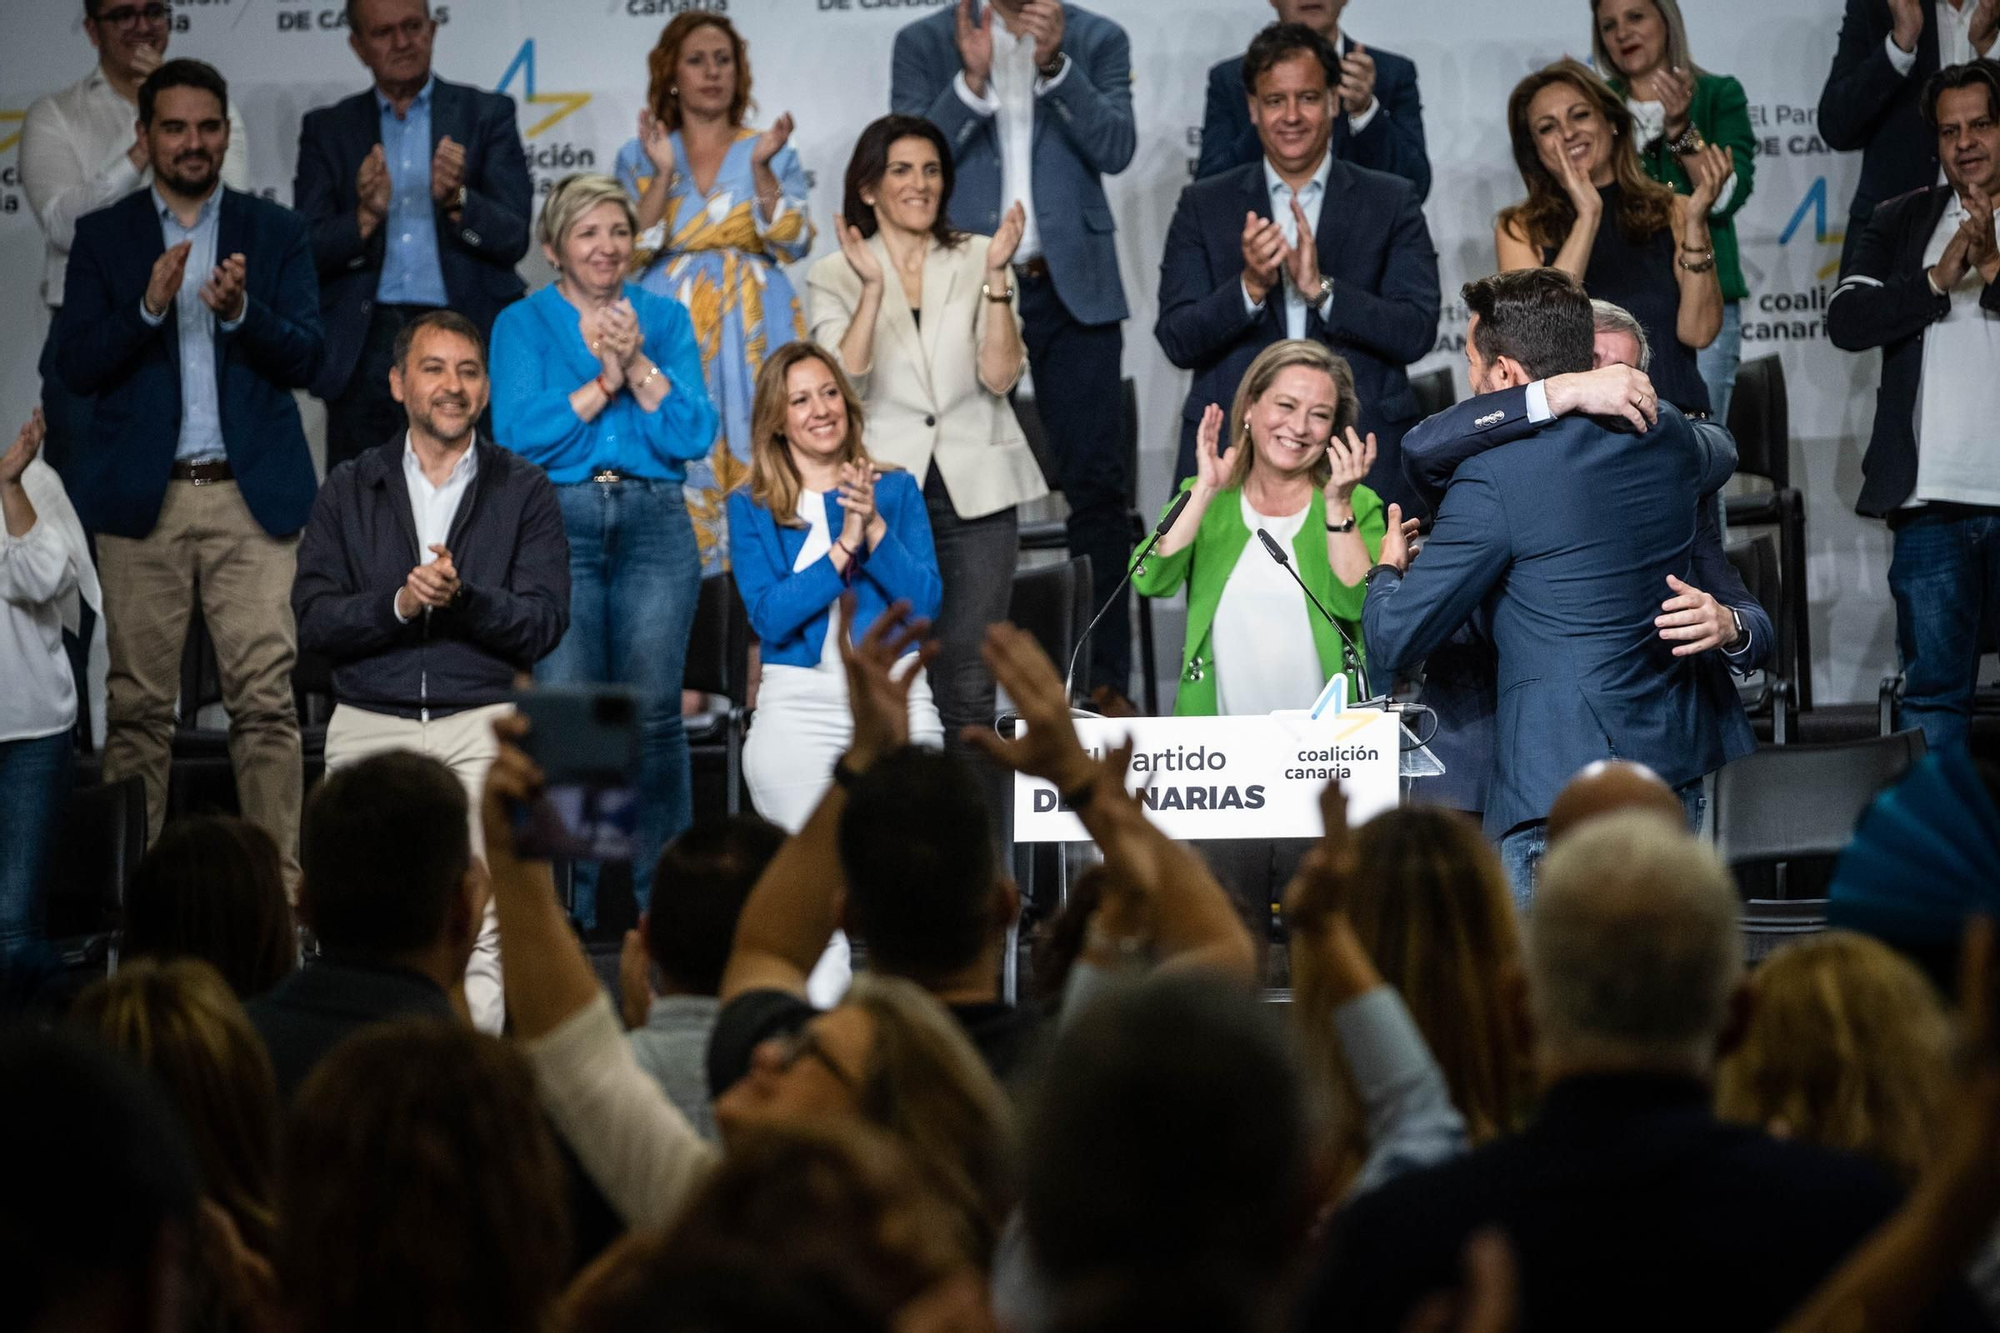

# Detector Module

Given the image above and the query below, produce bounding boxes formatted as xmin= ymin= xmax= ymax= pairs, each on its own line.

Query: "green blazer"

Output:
xmin=1612 ymin=70 xmax=1757 ymax=302
xmin=1132 ymin=479 xmax=1386 ymax=716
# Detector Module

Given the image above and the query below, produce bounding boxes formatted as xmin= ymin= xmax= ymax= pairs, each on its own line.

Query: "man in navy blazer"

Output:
xmin=892 ymin=0 xmax=1143 ymax=710
xmin=55 ymin=60 xmax=323 ymax=872
xmin=1195 ymin=0 xmax=1429 ymax=199
xmin=1397 ymin=305 xmax=1765 ymax=824
xmin=1362 ymin=269 xmax=1739 ymax=901
xmin=294 ymin=0 xmax=531 ymax=469
xmin=1819 ymin=0 xmax=1996 ymax=271
xmin=1158 ymin=22 xmax=1439 ymax=516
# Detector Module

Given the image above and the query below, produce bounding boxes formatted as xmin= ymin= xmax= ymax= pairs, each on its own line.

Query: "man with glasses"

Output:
xmin=21 ymin=0 xmax=250 ymax=479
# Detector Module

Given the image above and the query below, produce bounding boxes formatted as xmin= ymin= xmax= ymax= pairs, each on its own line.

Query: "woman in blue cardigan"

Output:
xmin=729 ymin=341 xmax=943 ymax=832
xmin=491 ymin=173 xmax=718 ymax=925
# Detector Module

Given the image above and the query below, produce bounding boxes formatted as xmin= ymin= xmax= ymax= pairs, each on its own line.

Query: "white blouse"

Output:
xmin=1 ymin=461 xmax=99 ymax=744
xmin=1213 ymin=494 xmax=1327 ymax=717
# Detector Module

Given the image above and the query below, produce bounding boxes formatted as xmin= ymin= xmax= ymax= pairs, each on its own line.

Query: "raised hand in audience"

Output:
xmin=1284 ymin=781 xmax=1387 ymax=1005
xmin=638 ymin=108 xmax=677 ymax=179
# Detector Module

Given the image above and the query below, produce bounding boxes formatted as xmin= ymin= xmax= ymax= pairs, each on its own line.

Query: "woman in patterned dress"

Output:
xmin=616 ymin=13 xmax=816 ymax=573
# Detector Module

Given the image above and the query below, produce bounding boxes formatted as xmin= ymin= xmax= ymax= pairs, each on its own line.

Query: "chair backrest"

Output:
xmin=1723 ymin=533 xmax=1793 ymax=685
xmin=1725 ymin=355 xmax=1790 ymax=489
xmin=1409 ymin=366 xmax=1458 ymax=421
xmin=1007 ymin=556 xmax=1089 ymax=688
xmin=1714 ymin=730 xmax=1928 ymax=873
xmin=42 ymin=776 xmax=146 ymax=938
xmin=684 ymin=571 xmax=751 ymax=702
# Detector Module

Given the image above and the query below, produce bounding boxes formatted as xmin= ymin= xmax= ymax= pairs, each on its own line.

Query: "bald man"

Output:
xmin=1545 ymin=760 xmax=1687 ymax=846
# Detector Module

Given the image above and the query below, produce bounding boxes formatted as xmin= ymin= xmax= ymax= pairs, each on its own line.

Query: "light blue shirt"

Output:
xmin=138 ymin=186 xmax=240 ymax=463
xmin=375 ymin=76 xmax=449 ymax=308
xmin=1241 ymin=150 xmax=1335 ymax=340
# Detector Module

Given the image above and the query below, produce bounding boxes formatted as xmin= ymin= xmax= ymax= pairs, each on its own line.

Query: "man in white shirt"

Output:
xmin=1827 ymin=59 xmax=2000 ymax=751
xmin=20 ymin=0 xmax=249 ymax=476
xmin=291 ymin=310 xmax=570 ymax=1032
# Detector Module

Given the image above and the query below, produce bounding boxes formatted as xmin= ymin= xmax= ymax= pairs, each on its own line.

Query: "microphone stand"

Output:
xmin=1254 ymin=527 xmax=1377 ymax=704
xmin=1064 ymin=488 xmax=1193 ymax=709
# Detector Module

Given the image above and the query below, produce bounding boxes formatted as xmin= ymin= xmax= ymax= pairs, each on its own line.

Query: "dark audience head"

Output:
xmin=1716 ymin=931 xmax=1952 ymax=1187
xmin=1923 ymin=60 xmax=2000 ymax=195
xmin=1529 ymin=812 xmax=1744 ymax=1083
xmin=1 ymin=1027 xmax=203 ymax=1333
xmin=122 ymin=815 xmax=296 ymax=1001
xmin=837 ymin=745 xmax=1010 ymax=986
xmin=1460 ymin=267 xmax=1595 ymax=390
xmin=1500 ymin=57 xmax=1673 ymax=249
xmin=280 ymin=1020 xmax=568 ymax=1333
xmin=1545 ymin=758 xmax=1683 ymax=845
xmin=1023 ymin=977 xmax=1313 ymax=1321
xmin=646 ymin=813 xmax=786 ymax=996
xmin=72 ymin=959 xmax=283 ymax=1258
xmin=842 ymin=115 xmax=963 ymax=249
xmin=1345 ymin=807 xmax=1526 ymax=1145
xmin=645 ymin=12 xmax=754 ymax=130
xmin=345 ymin=0 xmax=435 ymax=97
xmin=299 ymin=751 xmax=476 ymax=971
xmin=569 ymin=1122 xmax=970 ymax=1333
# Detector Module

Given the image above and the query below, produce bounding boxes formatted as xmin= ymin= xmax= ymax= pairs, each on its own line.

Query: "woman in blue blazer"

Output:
xmin=491 ymin=172 xmax=718 ymax=926
xmin=728 ymin=341 xmax=943 ymax=834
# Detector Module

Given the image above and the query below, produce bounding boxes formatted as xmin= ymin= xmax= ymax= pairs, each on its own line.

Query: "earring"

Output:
xmin=669 ymin=86 xmax=679 ymax=98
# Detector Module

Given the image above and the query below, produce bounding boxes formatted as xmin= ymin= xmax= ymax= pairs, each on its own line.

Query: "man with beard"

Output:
xmin=291 ymin=308 xmax=568 ymax=1032
xmin=55 ymin=60 xmax=322 ymax=879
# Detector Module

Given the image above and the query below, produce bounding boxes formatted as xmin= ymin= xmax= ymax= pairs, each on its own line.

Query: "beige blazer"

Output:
xmin=808 ymin=233 xmax=1048 ymax=520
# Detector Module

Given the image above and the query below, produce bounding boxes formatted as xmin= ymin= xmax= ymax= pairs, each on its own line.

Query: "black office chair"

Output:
xmin=1723 ymin=535 xmax=1796 ymax=744
xmin=1409 ymin=366 xmax=1458 ymax=420
xmin=1006 ymin=556 xmax=1092 ymax=687
xmin=1712 ymin=730 xmax=1927 ymax=959
xmin=1723 ymin=357 xmax=1812 ymax=713
xmin=42 ymin=775 xmax=147 ymax=976
xmin=684 ymin=570 xmax=752 ymax=819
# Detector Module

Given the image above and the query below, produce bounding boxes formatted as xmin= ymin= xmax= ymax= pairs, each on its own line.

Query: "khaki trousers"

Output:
xmin=97 ymin=479 xmax=302 ymax=879
xmin=323 ymin=701 xmax=512 ymax=1034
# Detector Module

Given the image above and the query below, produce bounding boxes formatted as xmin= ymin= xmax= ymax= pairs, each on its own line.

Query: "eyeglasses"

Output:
xmin=96 ymin=3 xmax=170 ymax=28
xmin=772 ymin=1026 xmax=860 ymax=1091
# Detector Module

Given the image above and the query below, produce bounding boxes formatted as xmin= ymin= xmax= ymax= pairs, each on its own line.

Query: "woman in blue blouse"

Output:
xmin=491 ymin=172 xmax=718 ymax=925
xmin=729 ymin=341 xmax=942 ymax=833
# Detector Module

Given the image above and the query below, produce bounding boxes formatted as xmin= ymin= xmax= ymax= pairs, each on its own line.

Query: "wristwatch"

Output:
xmin=1325 ymin=513 xmax=1357 ymax=534
xmin=1364 ymin=562 xmax=1402 ymax=586
xmin=1725 ymin=606 xmax=1746 ymax=652
xmin=1310 ymin=275 xmax=1334 ymax=310
xmin=1038 ymin=51 xmax=1067 ymax=80
xmin=447 ymin=185 xmax=467 ymax=213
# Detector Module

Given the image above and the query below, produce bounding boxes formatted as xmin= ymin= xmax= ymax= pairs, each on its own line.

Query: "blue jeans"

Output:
xmin=0 ymin=730 xmax=73 ymax=997
xmin=1696 ymin=300 xmax=1742 ymax=428
xmin=538 ymin=478 xmax=700 ymax=925
xmin=1888 ymin=506 xmax=2000 ymax=754
xmin=1499 ymin=778 xmax=1708 ymax=911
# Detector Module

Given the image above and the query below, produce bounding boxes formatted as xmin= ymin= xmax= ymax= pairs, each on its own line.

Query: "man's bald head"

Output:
xmin=1546 ymin=760 xmax=1686 ymax=845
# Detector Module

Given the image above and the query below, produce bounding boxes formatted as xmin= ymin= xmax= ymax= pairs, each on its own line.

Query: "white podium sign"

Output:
xmin=1014 ymin=709 xmax=1402 ymax=843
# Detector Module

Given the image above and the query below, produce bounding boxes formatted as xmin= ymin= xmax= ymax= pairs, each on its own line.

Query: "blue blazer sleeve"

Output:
xmin=1362 ymin=458 xmax=1512 ymax=678
xmin=229 ymin=209 xmax=325 ymax=391
xmin=1399 ymin=385 xmax=1536 ymax=516
xmin=726 ymin=489 xmax=847 ymax=646
xmin=1345 ymin=51 xmax=1431 ymax=202
xmin=859 ymin=470 xmax=943 ymax=623
xmin=634 ymin=291 xmax=718 ymax=464
xmin=490 ymin=299 xmax=598 ymax=473
xmin=55 ymin=211 xmax=167 ymax=395
xmin=891 ymin=21 xmax=987 ymax=153
xmin=1155 ymin=181 xmax=1261 ymax=370
xmin=1315 ymin=180 xmax=1439 ymax=368
xmin=293 ymin=103 xmax=379 ymax=279
xmin=1689 ymin=419 xmax=1738 ymax=500
xmin=452 ymin=90 xmax=532 ymax=268
xmin=1689 ymin=502 xmax=1774 ymax=674
xmin=1196 ymin=60 xmax=1253 ymax=180
xmin=1039 ymin=16 xmax=1137 ymax=176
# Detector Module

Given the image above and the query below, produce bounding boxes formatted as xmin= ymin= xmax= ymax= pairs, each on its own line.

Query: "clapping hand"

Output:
xmin=397 ymin=543 xmax=461 ymax=619
xmin=751 ymin=112 xmax=794 ymax=169
xmin=1324 ymin=427 xmax=1377 ymax=506
xmin=1682 ymin=143 xmax=1733 ymax=215
xmin=1192 ymin=403 xmax=1228 ymax=495
xmin=0 ymin=410 xmax=45 ymax=487
xmin=200 ymin=253 xmax=247 ymax=322
xmin=1019 ymin=0 xmax=1065 ymax=69
xmin=1961 ymin=185 xmax=1999 ymax=281
xmin=1285 ymin=196 xmax=1322 ymax=304
xmin=1888 ymin=0 xmax=1925 ymax=53
xmin=838 ymin=596 xmax=939 ymax=769
xmin=1655 ymin=66 xmax=1695 ymax=142
xmin=145 ymin=240 xmax=192 ymax=318
xmin=599 ymin=299 xmax=643 ymax=368
xmin=834 ymin=213 xmax=884 ymax=289
xmin=638 ymin=109 xmax=677 ymax=177
xmin=986 ymin=201 xmax=1027 ymax=277
xmin=431 ymin=135 xmax=466 ymax=206
xmin=1337 ymin=42 xmax=1378 ymax=118
xmin=1546 ymin=137 xmax=1602 ymax=220
xmin=954 ymin=0 xmax=995 ymax=97
xmin=357 ymin=144 xmax=391 ymax=225
xmin=1241 ymin=212 xmax=1286 ymax=305
xmin=835 ymin=460 xmax=878 ymax=546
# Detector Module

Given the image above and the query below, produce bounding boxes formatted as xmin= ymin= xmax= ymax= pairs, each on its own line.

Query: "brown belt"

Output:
xmin=1014 ymin=256 xmax=1051 ymax=281
xmin=170 ymin=459 xmax=234 ymax=485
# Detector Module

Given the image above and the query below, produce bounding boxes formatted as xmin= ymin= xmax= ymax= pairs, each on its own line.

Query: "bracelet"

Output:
xmin=596 ymin=372 xmax=616 ymax=397
xmin=1326 ymin=513 xmax=1357 ymax=534
xmin=632 ymin=363 xmax=661 ymax=394
xmin=1668 ymin=124 xmax=1706 ymax=155
xmin=981 ymin=281 xmax=1014 ymax=303
xmin=1677 ymin=253 xmax=1717 ymax=273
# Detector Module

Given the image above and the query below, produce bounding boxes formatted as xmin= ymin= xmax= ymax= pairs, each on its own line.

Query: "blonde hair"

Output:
xmin=538 ymin=172 xmax=639 ymax=254
xmin=745 ymin=342 xmax=876 ymax=528
xmin=72 ymin=958 xmax=282 ymax=1256
xmin=1224 ymin=340 xmax=1358 ymax=490
xmin=844 ymin=974 xmax=1015 ymax=1267
xmin=1715 ymin=931 xmax=1953 ymax=1185
xmin=1589 ymin=0 xmax=1702 ymax=85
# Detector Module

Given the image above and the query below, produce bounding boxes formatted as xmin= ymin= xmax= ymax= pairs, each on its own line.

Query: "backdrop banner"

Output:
xmin=0 ymin=0 xmax=1894 ymax=701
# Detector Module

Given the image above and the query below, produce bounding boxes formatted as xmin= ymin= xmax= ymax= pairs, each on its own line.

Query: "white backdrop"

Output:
xmin=0 ymin=0 xmax=1897 ymax=702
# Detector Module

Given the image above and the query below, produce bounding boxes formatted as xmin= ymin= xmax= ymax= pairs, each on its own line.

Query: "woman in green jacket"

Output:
xmin=1593 ymin=0 xmax=1757 ymax=422
xmin=1134 ymin=341 xmax=1389 ymax=717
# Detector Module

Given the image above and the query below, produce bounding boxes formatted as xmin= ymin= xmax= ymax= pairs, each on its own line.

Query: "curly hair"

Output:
xmin=645 ymin=13 xmax=753 ymax=130
xmin=1497 ymin=58 xmax=1676 ymax=251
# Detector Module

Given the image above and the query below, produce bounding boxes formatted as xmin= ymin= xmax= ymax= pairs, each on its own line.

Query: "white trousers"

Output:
xmin=743 ymin=661 xmax=943 ymax=1007
xmin=322 ymin=701 xmax=511 ymax=1034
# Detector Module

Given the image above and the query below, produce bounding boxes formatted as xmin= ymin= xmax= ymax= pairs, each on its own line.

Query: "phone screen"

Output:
xmin=509 ymin=687 xmax=643 ymax=862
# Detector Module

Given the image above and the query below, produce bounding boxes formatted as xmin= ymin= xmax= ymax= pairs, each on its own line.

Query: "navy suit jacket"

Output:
xmin=1195 ymin=44 xmax=1429 ymax=200
xmin=1818 ymin=0 xmax=1943 ymax=270
xmin=890 ymin=4 xmax=1135 ymax=326
xmin=1363 ymin=403 xmax=1742 ymax=837
xmin=1827 ymin=185 xmax=1998 ymax=517
xmin=55 ymin=187 xmax=323 ymax=540
xmin=1156 ymin=156 xmax=1440 ymax=514
xmin=293 ymin=78 xmax=531 ymax=401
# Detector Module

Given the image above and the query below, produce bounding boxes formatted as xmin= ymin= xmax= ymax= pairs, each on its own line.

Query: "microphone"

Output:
xmin=1064 ymin=488 xmax=1193 ymax=708
xmin=1254 ymin=527 xmax=1376 ymax=704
